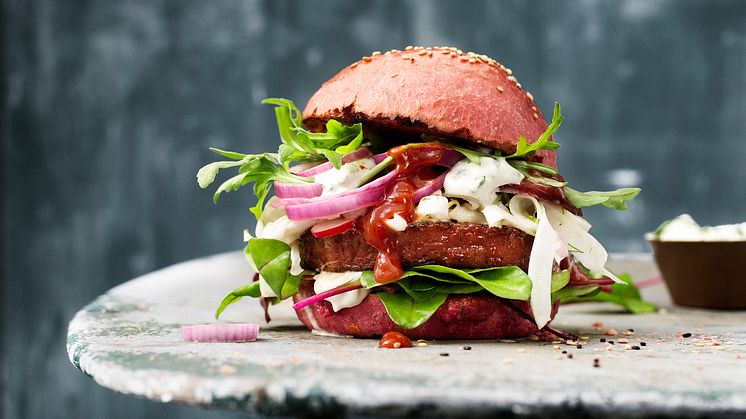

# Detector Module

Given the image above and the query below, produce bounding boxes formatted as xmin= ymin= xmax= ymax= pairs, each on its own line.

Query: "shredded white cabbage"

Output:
xmin=507 ymin=195 xmax=559 ymax=328
xmin=415 ymin=195 xmax=450 ymax=221
xmin=448 ymin=199 xmax=487 ymax=224
xmin=384 ymin=214 xmax=408 ymax=232
xmin=290 ymin=243 xmax=304 ymax=276
xmin=544 ymin=204 xmax=622 ymax=284
xmin=313 ymin=271 xmax=369 ymax=311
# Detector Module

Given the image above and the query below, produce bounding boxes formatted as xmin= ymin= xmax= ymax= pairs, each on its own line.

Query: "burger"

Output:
xmin=198 ymin=46 xmax=640 ymax=340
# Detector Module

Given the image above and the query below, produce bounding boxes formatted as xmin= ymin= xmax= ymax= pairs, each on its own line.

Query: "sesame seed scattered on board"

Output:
xmin=371 ymin=51 xmax=381 ymax=56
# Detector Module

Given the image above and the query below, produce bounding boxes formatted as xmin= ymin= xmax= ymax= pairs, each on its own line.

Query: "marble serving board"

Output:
xmin=67 ymin=252 xmax=746 ymax=418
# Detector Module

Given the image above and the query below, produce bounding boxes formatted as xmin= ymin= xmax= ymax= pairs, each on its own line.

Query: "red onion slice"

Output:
xmin=371 ymin=153 xmax=389 ymax=164
xmin=181 ymin=323 xmax=259 ymax=343
xmin=285 ymin=185 xmax=387 ymax=220
xmin=297 ymin=147 xmax=373 ymax=177
xmin=273 ymin=170 xmax=398 ymax=208
xmin=412 ymin=172 xmax=447 ymax=202
xmin=292 ymin=283 xmax=363 ymax=310
xmin=438 ymin=148 xmax=463 ymax=168
xmin=273 ymin=181 xmax=323 ymax=198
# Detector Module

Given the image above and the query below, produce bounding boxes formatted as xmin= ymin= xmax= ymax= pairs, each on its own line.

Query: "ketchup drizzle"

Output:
xmin=363 ymin=142 xmax=452 ymax=283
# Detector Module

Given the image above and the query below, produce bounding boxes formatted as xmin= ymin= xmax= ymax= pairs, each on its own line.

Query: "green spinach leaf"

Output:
xmin=377 ymin=291 xmax=449 ymax=329
xmin=215 ymin=281 xmax=261 ymax=319
xmin=246 ymin=238 xmax=300 ymax=299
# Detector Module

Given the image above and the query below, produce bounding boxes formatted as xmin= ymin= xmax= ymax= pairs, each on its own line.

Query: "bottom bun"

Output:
xmin=293 ymin=281 xmax=557 ymax=340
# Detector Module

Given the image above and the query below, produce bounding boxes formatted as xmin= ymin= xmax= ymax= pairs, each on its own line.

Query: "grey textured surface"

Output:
xmin=67 ymin=252 xmax=746 ymax=418
xmin=5 ymin=0 xmax=746 ymax=418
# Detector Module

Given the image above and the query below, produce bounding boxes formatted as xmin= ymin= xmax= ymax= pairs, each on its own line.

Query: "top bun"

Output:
xmin=303 ymin=46 xmax=556 ymax=167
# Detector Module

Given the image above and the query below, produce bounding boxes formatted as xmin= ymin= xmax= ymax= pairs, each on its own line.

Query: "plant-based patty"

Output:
xmin=299 ymin=222 xmax=533 ymax=272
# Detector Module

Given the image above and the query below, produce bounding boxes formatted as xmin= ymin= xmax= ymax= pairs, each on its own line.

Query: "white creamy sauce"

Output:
xmin=442 ymin=157 xmax=524 ymax=208
xmin=257 ymin=215 xmax=315 ymax=244
xmin=314 ymin=157 xmax=377 ymax=196
xmin=313 ymin=271 xmax=369 ymax=311
xmin=654 ymin=214 xmax=746 ymax=241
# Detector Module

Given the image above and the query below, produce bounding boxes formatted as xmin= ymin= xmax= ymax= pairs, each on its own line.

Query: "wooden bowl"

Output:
xmin=649 ymin=239 xmax=746 ymax=309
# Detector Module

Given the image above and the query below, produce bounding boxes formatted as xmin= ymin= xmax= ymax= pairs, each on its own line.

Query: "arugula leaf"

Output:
xmin=199 ymin=98 xmax=366 ymax=219
xmin=508 ymin=160 xmax=567 ymax=187
xmin=560 ymin=274 xmax=656 ymax=313
xmin=506 ymin=102 xmax=563 ymax=159
xmin=448 ymin=145 xmax=493 ymax=164
xmin=199 ymin=152 xmax=311 ymax=219
xmin=377 ymin=291 xmax=449 ymax=329
xmin=262 ymin=98 xmax=364 ymax=169
xmin=507 ymin=160 xmax=557 ymax=176
xmin=246 ymin=238 xmax=300 ymax=299
xmin=215 ymin=281 xmax=261 ymax=318
xmin=564 ymin=187 xmax=641 ymax=210
xmin=208 ymin=147 xmax=248 ymax=160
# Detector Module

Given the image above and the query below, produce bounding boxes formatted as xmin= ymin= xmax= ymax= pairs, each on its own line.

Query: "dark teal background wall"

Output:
xmin=3 ymin=1 xmax=746 ymax=417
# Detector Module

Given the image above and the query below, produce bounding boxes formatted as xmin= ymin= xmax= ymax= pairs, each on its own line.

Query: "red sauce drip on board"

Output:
xmin=378 ymin=331 xmax=413 ymax=349
xmin=363 ymin=142 xmax=453 ymax=283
